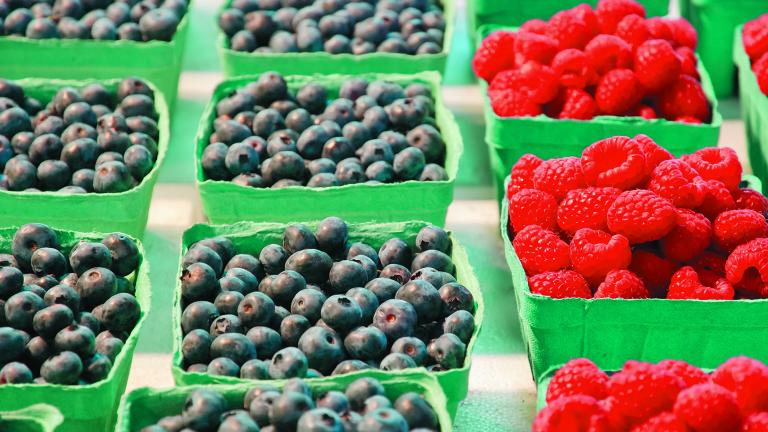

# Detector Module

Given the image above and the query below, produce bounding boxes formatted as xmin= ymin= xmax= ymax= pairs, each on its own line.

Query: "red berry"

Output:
xmin=532 ymin=395 xmax=604 ymax=432
xmin=725 ymin=238 xmax=768 ymax=297
xmin=657 ymin=75 xmax=710 ymax=122
xmin=528 ymin=270 xmax=592 ymax=299
xmin=634 ymin=134 xmax=673 ymax=175
xmin=712 ymin=356 xmax=768 ymax=416
xmin=667 ymin=266 xmax=735 ymax=300
xmin=594 ymin=269 xmax=649 ymax=299
xmin=507 ymin=154 xmax=543 ymax=197
xmin=608 ymin=361 xmax=686 ymax=422
xmin=677 ymin=46 xmax=700 ymax=78
xmin=514 ymin=31 xmax=559 ymax=67
xmin=743 ymin=16 xmax=768 ymax=61
xmin=753 ymin=53 xmax=768 ymax=96
xmin=735 ymin=188 xmax=768 ymax=215
xmin=607 ymin=189 xmax=677 ymax=244
xmin=743 ymin=412 xmax=768 ymax=432
xmin=532 ymin=156 xmax=586 ymax=201
xmin=559 ymin=88 xmax=598 ymax=120
xmin=714 ymin=209 xmax=768 ymax=252
xmin=647 ymin=159 xmax=706 ymax=209
xmin=571 ymin=4 xmax=601 ymax=38
xmin=557 ymin=187 xmax=621 ymax=236
xmin=690 ymin=251 xmax=727 ymax=278
xmin=615 ymin=14 xmax=650 ymax=49
xmin=657 ymin=359 xmax=710 ymax=387
xmin=630 ymin=412 xmax=688 ymax=432
xmin=596 ymin=69 xmax=643 ymax=115
xmin=681 ymin=147 xmax=742 ymax=192
xmin=667 ymin=18 xmax=698 ymax=49
xmin=595 ymin=0 xmax=646 ymax=34
xmin=631 ymin=104 xmax=658 ymax=119
xmin=490 ymin=90 xmax=542 ymax=118
xmin=546 ymin=358 xmax=609 ymax=403
xmin=673 ymin=383 xmax=741 ymax=432
xmin=634 ymin=39 xmax=681 ymax=92
xmin=698 ymin=180 xmax=736 ymax=220
xmin=520 ymin=18 xmax=548 ymax=35
xmin=646 ymin=17 xmax=673 ymax=41
xmin=513 ymin=225 xmax=571 ymax=275
xmin=507 ymin=62 xmax=561 ymax=104
xmin=581 ymin=136 xmax=647 ymax=190
xmin=585 ymin=34 xmax=633 ymax=75
xmin=660 ymin=209 xmax=712 ymax=262
xmin=570 ymin=228 xmax=631 ymax=283
xmin=509 ymin=189 xmax=559 ymax=233
xmin=472 ymin=30 xmax=517 ymax=82
xmin=547 ymin=9 xmax=591 ymax=50
xmin=629 ymin=249 xmax=678 ymax=296
xmin=552 ymin=49 xmax=596 ymax=89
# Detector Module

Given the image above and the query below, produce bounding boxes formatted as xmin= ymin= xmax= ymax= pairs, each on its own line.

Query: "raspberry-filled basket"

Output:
xmin=216 ymin=0 xmax=454 ymax=78
xmin=0 ymin=225 xmax=151 ymax=432
xmin=500 ymin=135 xmax=768 ymax=382
xmin=473 ymin=0 xmax=722 ymax=198
xmin=533 ymin=357 xmax=768 ymax=431
xmin=0 ymin=78 xmax=170 ymax=238
xmin=736 ymin=18 xmax=768 ymax=196
xmin=117 ymin=373 xmax=452 ymax=431
xmin=170 ymin=220 xmax=483 ymax=419
xmin=0 ymin=404 xmax=63 ymax=432
xmin=195 ymin=71 xmax=462 ymax=226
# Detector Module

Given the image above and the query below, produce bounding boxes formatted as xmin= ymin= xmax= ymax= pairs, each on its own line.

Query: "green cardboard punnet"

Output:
xmin=0 ymin=404 xmax=63 ymax=432
xmin=736 ymin=27 xmax=768 ymax=189
xmin=0 ymin=227 xmax=151 ymax=432
xmin=196 ymin=72 xmax=462 ymax=226
xmin=169 ymin=220 xmax=484 ymax=419
xmin=0 ymin=78 xmax=170 ymax=238
xmin=501 ymin=174 xmax=768 ymax=384
xmin=116 ymin=374 xmax=453 ymax=431
xmin=216 ymin=0 xmax=453 ymax=77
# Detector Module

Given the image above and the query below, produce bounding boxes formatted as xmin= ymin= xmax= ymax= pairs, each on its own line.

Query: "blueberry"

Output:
xmin=372 ymin=299 xmax=417 ymax=342
xmin=124 ymin=145 xmax=154 ymax=180
xmin=360 ymin=408 xmax=409 ymax=431
xmin=25 ymin=335 xmax=53 ymax=369
xmin=322 ymin=100 xmax=356 ymax=127
xmin=409 ymin=267 xmax=443 ymax=289
xmin=5 ymin=291 xmax=45 ymax=330
xmin=316 ymin=390 xmax=350 ymax=414
xmin=354 ymin=16 xmax=388 ymax=45
xmin=97 ymin=130 xmax=131 ymax=154
xmin=290 ymin=288 xmax=326 ymax=322
xmin=380 ymin=352 xmax=416 ymax=371
xmin=98 ymin=113 xmax=128 ymax=133
xmin=419 ymin=163 xmax=447 ymax=181
xmin=427 ymin=333 xmax=465 ymax=369
xmin=217 ymin=121 xmax=252 ymax=146
xmin=241 ymin=358 xmax=270 ymax=380
xmin=126 ymin=115 xmax=159 ymax=138
xmin=365 ymin=278 xmax=400 ymax=303
xmin=244 ymin=11 xmax=275 ymax=42
xmin=182 ymin=328 xmax=211 ymax=365
xmin=0 ymin=361 xmax=33 ymax=384
xmin=378 ymin=238 xmax=412 ymax=268
xmin=394 ymin=393 xmax=437 ymax=429
xmin=392 ymin=147 xmax=425 ymax=181
xmin=342 ymin=121 xmax=371 ymax=148
xmin=210 ymin=314 xmax=245 ymax=337
xmin=59 ymin=138 xmax=96 ymax=171
xmin=217 ymin=91 xmax=256 ymax=118
xmin=297 ymin=408 xmax=344 ymax=432
xmin=273 ymin=7 xmax=298 ymax=30
xmin=0 ymin=107 xmax=32 ymax=137
xmin=0 ymin=266 xmax=23 ymax=298
xmin=78 ymin=311 xmax=101 ymax=334
xmin=443 ymin=310 xmax=474 ymax=344
xmin=322 ymin=295 xmax=362 ymax=333
xmin=11 ymin=132 xmax=34 ymax=155
xmin=297 ymin=125 xmax=330 ymax=159
xmin=83 ymin=353 xmax=112 ymax=382
xmin=285 ymin=108 xmax=313 ymax=133
xmin=260 ymin=241 xmax=286 ymax=270
xmin=353 ymin=95 xmax=378 ymax=119
xmin=269 ymin=346 xmax=308 ymax=379
xmin=321 ymin=137 xmax=355 ymax=163
xmin=386 ymin=98 xmax=426 ymax=130
xmin=270 ymin=392 xmax=315 ymax=431
xmin=40 ymin=351 xmax=82 ymax=384
xmin=226 ymin=254 xmax=264 ymax=279
xmin=318 ymin=120 xmax=342 ymax=139
xmin=279 ymin=312 xmax=310 ymax=346
xmin=91 ymin=17 xmax=117 ymax=39
xmin=305 ymin=173 xmax=335 ymax=187
xmin=156 ymin=415 xmax=186 ymax=432
xmin=297 ymin=83 xmax=327 ymax=115
xmin=219 ymin=410 xmax=260 ymax=432
xmin=182 ymin=389 xmax=227 ymax=431
xmin=362 ymin=106 xmax=389 ymax=136
xmin=345 ymin=287 xmax=378 ymax=323
xmin=37 ymin=160 xmax=70 ymax=191
xmin=297 ymin=325 xmax=345 ymax=374
xmin=378 ymin=37 xmax=409 ymax=53
xmin=225 ymin=268 xmax=259 ymax=293
xmin=262 ymin=151 xmax=305 ymax=183
xmin=54 ymin=324 xmax=95 ymax=357
xmin=238 ymin=291 xmax=276 ymax=328
xmin=283 ymin=224 xmax=318 ymax=255
xmin=251 ymin=72 xmax=290 ymax=107
xmin=29 ymin=133 xmax=63 ymax=164
xmin=253 ymin=108 xmax=285 ymax=138
xmin=328 ymin=260 xmax=368 ymax=294
xmin=215 ymin=290 xmax=244 ymax=315
xmin=139 ymin=8 xmax=179 ymax=41
xmin=100 ymin=233 xmax=140 ymax=277
xmin=225 ymin=142 xmax=261 ymax=176
xmin=202 ymin=142 xmax=230 ymax=180
xmin=307 ymin=158 xmax=336 ymax=176
xmin=93 ymin=161 xmax=134 ymax=193
xmin=44 ymin=284 xmax=80 ymax=314
xmin=210 ymin=332 xmax=257 ymax=364
xmin=367 ymin=81 xmax=405 ymax=107
xmin=246 ymin=326 xmax=282 ymax=360
xmin=25 ymin=17 xmax=59 ymax=38
xmin=269 ymin=30 xmax=299 ymax=52
xmin=343 ymin=325 xmax=387 ymax=361
xmin=391 ymin=336 xmax=427 ymax=365
xmin=324 ymin=34 xmax=352 ymax=53
xmin=265 ymin=270 xmax=305 ymax=308
xmin=99 ymin=293 xmax=140 ymax=333
xmin=180 ymin=262 xmax=217 ymax=301
xmin=340 ymin=78 xmax=369 ymax=101
xmin=412 ymin=250 xmax=453 ymax=273
xmin=335 ymin=158 xmax=364 ymax=185
xmin=346 ymin=377 xmax=386 ymax=411
xmin=358 ymin=139 xmax=395 ymax=168
xmin=187 ymin=363 xmax=208 ymax=373
xmin=4 ymin=9 xmax=34 ymax=35
xmin=249 ymin=389 xmax=282 ymax=426
xmin=395 ymin=280 xmax=440 ymax=323
xmin=347 ymin=243 xmax=378 ymax=265
xmin=69 ymin=241 xmax=112 ymax=275
xmin=181 ymin=301 xmax=219 ymax=335
xmin=422 ymin=10 xmax=445 ymax=30
xmin=32 ymin=304 xmax=74 ymax=338
xmin=407 ymin=125 xmax=444 ymax=164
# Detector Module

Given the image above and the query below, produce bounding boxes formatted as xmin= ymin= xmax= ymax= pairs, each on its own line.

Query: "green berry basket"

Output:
xmin=195 ymin=72 xmax=462 ymax=226
xmin=0 ymin=4 xmax=191 ymax=110
xmin=0 ymin=404 xmax=64 ymax=432
xmin=478 ymin=25 xmax=722 ymax=202
xmin=216 ymin=0 xmax=454 ymax=78
xmin=0 ymin=226 xmax=151 ymax=432
xmin=0 ymin=78 xmax=170 ymax=239
xmin=116 ymin=373 xmax=453 ymax=431
xmin=170 ymin=220 xmax=484 ymax=419
xmin=500 ymin=174 xmax=768 ymax=384
xmin=681 ymin=0 xmax=767 ymax=97
xmin=736 ymin=26 xmax=768 ymax=189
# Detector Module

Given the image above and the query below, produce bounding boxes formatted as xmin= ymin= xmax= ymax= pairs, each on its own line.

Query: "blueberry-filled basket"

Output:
xmin=170 ymin=220 xmax=483 ymax=418
xmin=195 ymin=72 xmax=461 ymax=226
xmin=0 ymin=78 xmax=169 ymax=238
xmin=0 ymin=404 xmax=64 ymax=432
xmin=0 ymin=227 xmax=151 ymax=432
xmin=216 ymin=0 xmax=454 ymax=78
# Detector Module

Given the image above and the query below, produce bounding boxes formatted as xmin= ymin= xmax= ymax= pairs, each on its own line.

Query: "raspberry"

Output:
xmin=514 ymin=31 xmax=559 ymax=67
xmin=631 ymin=105 xmax=658 ymax=119
xmin=676 ymin=46 xmax=700 ymax=78
xmin=667 ymin=266 xmax=735 ymax=300
xmin=552 ymin=49 xmax=596 ymax=89
xmin=509 ymin=189 xmax=559 ymax=233
xmin=667 ymin=18 xmax=698 ymax=49
xmin=594 ymin=269 xmax=649 ymax=299
xmin=615 ymin=14 xmax=649 ymax=49
xmin=690 ymin=251 xmax=727 ymax=277
xmin=520 ymin=18 xmax=548 ymax=35
xmin=714 ymin=209 xmax=768 ymax=252
xmin=595 ymin=0 xmax=646 ymax=34
xmin=532 ymin=156 xmax=586 ymax=200
xmin=743 ymin=412 xmax=768 ymax=432
xmin=630 ymin=412 xmax=688 ymax=432
xmin=681 ymin=147 xmax=742 ymax=192
xmin=634 ymin=134 xmax=673 ymax=175
xmin=571 ymin=4 xmax=601 ymax=39
xmin=698 ymin=180 xmax=736 ymax=220
xmin=527 ymin=270 xmax=592 ymax=299
xmin=634 ymin=39 xmax=681 ymax=92
xmin=607 ymin=189 xmax=677 ymax=244
xmin=735 ymin=188 xmax=768 ymax=215
xmin=532 ymin=395 xmax=604 ymax=432
xmin=559 ymin=88 xmax=598 ymax=120
xmin=557 ymin=187 xmax=621 ymax=236
xmin=744 ymin=16 xmax=768 ymax=61
xmin=646 ymin=17 xmax=673 ymax=41
xmin=507 ymin=154 xmax=543 ymax=196
xmin=547 ymin=10 xmax=591 ymax=50
xmin=495 ymin=62 xmax=560 ymax=104
xmin=630 ymin=249 xmax=677 ymax=296
xmin=600 ymin=397 xmax=633 ymax=431
xmin=585 ymin=34 xmax=633 ymax=76
xmin=675 ymin=115 xmax=702 ymax=124
xmin=660 ymin=209 xmax=711 ymax=262
xmin=648 ymin=159 xmax=706 ymax=209
xmin=490 ymin=90 xmax=542 ymax=118
xmin=712 ymin=356 xmax=768 ymax=416
xmin=657 ymin=75 xmax=710 ymax=122
xmin=546 ymin=358 xmax=609 ymax=403
xmin=581 ymin=136 xmax=647 ymax=190
xmin=596 ymin=69 xmax=643 ymax=115
xmin=725 ymin=238 xmax=768 ymax=297
xmin=472 ymin=30 xmax=517 ymax=82
xmin=657 ymin=360 xmax=710 ymax=387
xmin=570 ymin=228 xmax=631 ymax=282
xmin=513 ymin=225 xmax=571 ymax=275
xmin=754 ymin=53 xmax=768 ymax=96
xmin=673 ymin=383 xmax=741 ymax=432
xmin=608 ymin=361 xmax=686 ymax=422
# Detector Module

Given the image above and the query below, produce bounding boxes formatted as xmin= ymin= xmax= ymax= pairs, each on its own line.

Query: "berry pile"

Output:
xmin=0 ymin=223 xmax=142 ymax=385
xmin=0 ymin=0 xmax=186 ymax=41
xmin=506 ymin=135 xmax=768 ymax=300
xmin=202 ymin=72 xmax=447 ymax=188
xmin=219 ymin=0 xmax=445 ymax=56
xmin=179 ymin=217 xmax=475 ymax=379
xmin=140 ymin=377 xmax=439 ymax=431
xmin=744 ymin=14 xmax=768 ymax=96
xmin=535 ymin=356 xmax=768 ymax=432
xmin=0 ymin=77 xmax=160 ymax=194
xmin=472 ymin=0 xmax=711 ymax=123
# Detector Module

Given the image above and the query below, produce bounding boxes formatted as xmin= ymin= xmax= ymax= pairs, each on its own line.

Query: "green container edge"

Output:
xmin=168 ymin=220 xmax=485 ymax=420
xmin=116 ymin=374 xmax=453 ymax=431
xmin=195 ymin=71 xmax=462 ymax=226
xmin=499 ymin=174 xmax=768 ymax=384
xmin=0 ymin=77 xmax=170 ymax=239
xmin=216 ymin=0 xmax=454 ymax=77
xmin=0 ymin=227 xmax=152 ymax=432
xmin=735 ymin=26 xmax=768 ymax=189
xmin=0 ymin=404 xmax=64 ymax=432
